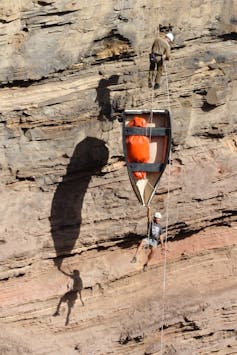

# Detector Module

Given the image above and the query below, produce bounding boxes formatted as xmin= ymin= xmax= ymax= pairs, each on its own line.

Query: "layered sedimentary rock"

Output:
xmin=0 ymin=1 xmax=236 ymax=354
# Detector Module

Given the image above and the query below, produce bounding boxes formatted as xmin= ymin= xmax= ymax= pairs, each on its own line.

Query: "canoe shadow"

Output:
xmin=50 ymin=137 xmax=109 ymax=269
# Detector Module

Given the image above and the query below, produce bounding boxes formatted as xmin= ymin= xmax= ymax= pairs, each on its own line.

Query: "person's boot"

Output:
xmin=143 ymin=263 xmax=148 ymax=272
xmin=130 ymin=256 xmax=137 ymax=263
xmin=154 ymin=83 xmax=160 ymax=90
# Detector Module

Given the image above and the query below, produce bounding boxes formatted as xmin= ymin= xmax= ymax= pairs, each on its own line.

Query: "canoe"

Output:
xmin=122 ymin=109 xmax=172 ymax=206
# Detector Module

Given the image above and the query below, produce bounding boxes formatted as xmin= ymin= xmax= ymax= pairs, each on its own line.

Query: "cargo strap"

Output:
xmin=124 ymin=127 xmax=170 ymax=137
xmin=128 ymin=162 xmax=164 ymax=172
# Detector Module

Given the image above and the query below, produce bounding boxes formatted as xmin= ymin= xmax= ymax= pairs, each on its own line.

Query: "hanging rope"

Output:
xmin=160 ymin=61 xmax=172 ymax=355
xmin=128 ymin=2 xmax=172 ymax=349
xmin=147 ymin=4 xmax=156 ymax=162
xmin=146 ymin=205 xmax=152 ymax=238
xmin=149 ymin=2 xmax=160 ymax=116
xmin=139 ymin=9 xmax=173 ymax=344
xmin=163 ymin=62 xmax=172 ymax=112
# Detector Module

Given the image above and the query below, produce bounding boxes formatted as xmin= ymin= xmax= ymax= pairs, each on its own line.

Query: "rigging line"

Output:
xmin=151 ymin=2 xmax=160 ymax=110
xmin=146 ymin=179 xmax=156 ymax=190
xmin=147 ymin=206 xmax=152 ymax=240
xmin=149 ymin=53 xmax=154 ymax=142
xmin=147 ymin=2 xmax=154 ymax=123
xmin=164 ymin=61 xmax=172 ymax=113
xmin=160 ymin=60 xmax=172 ymax=355
xmin=160 ymin=148 xmax=171 ymax=355
xmin=149 ymin=2 xmax=159 ymax=137
xmin=134 ymin=1 xmax=146 ymax=109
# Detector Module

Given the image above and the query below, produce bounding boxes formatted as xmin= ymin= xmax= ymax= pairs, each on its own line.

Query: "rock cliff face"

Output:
xmin=0 ymin=1 xmax=236 ymax=354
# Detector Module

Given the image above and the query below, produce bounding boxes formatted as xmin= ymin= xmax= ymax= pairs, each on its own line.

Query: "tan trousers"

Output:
xmin=148 ymin=60 xmax=163 ymax=86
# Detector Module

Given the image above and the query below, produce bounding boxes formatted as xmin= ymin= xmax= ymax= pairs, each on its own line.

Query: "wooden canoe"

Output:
xmin=122 ymin=109 xmax=172 ymax=206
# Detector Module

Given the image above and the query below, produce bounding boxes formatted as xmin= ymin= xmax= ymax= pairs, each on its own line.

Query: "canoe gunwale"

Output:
xmin=122 ymin=109 xmax=172 ymax=206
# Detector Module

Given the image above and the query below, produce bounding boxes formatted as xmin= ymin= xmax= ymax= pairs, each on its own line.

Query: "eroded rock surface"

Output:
xmin=0 ymin=1 xmax=236 ymax=354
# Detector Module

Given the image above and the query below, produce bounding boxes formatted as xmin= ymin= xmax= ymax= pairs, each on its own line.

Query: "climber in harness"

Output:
xmin=148 ymin=32 xmax=174 ymax=90
xmin=131 ymin=210 xmax=164 ymax=271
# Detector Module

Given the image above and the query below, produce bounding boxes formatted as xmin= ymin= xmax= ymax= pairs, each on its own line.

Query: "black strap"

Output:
xmin=128 ymin=162 xmax=164 ymax=172
xmin=124 ymin=127 xmax=170 ymax=137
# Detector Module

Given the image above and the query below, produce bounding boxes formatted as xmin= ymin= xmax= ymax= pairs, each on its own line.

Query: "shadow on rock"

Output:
xmin=50 ymin=137 xmax=109 ymax=269
xmin=53 ymin=269 xmax=83 ymax=326
xmin=95 ymin=74 xmax=119 ymax=121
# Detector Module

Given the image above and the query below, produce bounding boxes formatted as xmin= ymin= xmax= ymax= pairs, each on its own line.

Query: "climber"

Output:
xmin=131 ymin=210 xmax=164 ymax=271
xmin=148 ymin=32 xmax=174 ymax=90
xmin=53 ymin=269 xmax=84 ymax=326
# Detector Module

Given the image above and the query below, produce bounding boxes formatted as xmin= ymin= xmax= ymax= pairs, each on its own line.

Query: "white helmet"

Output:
xmin=154 ymin=212 xmax=162 ymax=219
xmin=166 ymin=32 xmax=174 ymax=42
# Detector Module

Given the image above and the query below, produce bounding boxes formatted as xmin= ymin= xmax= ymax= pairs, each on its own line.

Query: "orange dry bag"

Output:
xmin=126 ymin=116 xmax=150 ymax=179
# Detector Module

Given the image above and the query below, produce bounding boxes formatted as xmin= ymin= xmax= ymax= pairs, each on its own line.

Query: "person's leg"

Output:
xmin=143 ymin=244 xmax=157 ymax=270
xmin=53 ymin=294 xmax=66 ymax=316
xmin=147 ymin=246 xmax=156 ymax=264
xmin=148 ymin=61 xmax=155 ymax=88
xmin=154 ymin=62 xmax=163 ymax=89
xmin=143 ymin=247 xmax=151 ymax=271
xmin=65 ymin=302 xmax=72 ymax=326
xmin=131 ymin=239 xmax=146 ymax=263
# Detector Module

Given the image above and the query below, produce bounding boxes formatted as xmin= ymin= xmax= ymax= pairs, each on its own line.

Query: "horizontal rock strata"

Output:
xmin=0 ymin=0 xmax=236 ymax=354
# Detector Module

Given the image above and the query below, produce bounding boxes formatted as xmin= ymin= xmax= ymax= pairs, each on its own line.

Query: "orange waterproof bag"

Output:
xmin=126 ymin=116 xmax=150 ymax=179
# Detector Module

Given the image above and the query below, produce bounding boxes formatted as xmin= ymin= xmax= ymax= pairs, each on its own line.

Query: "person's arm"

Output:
xmin=163 ymin=47 xmax=170 ymax=60
xmin=162 ymin=39 xmax=171 ymax=60
xmin=151 ymin=38 xmax=158 ymax=53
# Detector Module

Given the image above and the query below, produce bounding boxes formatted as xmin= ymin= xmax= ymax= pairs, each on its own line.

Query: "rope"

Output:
xmin=130 ymin=3 xmax=172 ymax=350
xmin=147 ymin=206 xmax=152 ymax=239
xmin=160 ymin=61 xmax=172 ymax=355
xmin=164 ymin=62 xmax=172 ymax=112
xmin=136 ymin=3 xmax=172 ymax=351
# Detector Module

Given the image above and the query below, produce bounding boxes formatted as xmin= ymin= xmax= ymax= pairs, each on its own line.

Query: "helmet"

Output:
xmin=154 ymin=212 xmax=162 ymax=219
xmin=166 ymin=32 xmax=174 ymax=42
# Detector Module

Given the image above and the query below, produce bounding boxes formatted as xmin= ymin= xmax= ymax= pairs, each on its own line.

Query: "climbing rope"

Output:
xmin=128 ymin=2 xmax=172 ymax=350
xmin=160 ymin=61 xmax=172 ymax=355
xmin=164 ymin=61 xmax=172 ymax=113
xmin=146 ymin=205 xmax=152 ymax=238
xmin=145 ymin=60 xmax=172 ymax=355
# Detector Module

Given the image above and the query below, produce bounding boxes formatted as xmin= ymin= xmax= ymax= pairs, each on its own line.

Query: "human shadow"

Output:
xmin=53 ymin=269 xmax=83 ymax=326
xmin=95 ymin=74 xmax=119 ymax=121
xmin=50 ymin=137 xmax=109 ymax=269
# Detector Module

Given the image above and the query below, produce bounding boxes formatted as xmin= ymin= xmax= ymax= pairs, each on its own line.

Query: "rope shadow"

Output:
xmin=50 ymin=137 xmax=109 ymax=269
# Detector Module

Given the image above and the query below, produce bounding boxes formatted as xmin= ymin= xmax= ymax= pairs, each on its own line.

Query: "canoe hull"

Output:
xmin=122 ymin=109 xmax=172 ymax=206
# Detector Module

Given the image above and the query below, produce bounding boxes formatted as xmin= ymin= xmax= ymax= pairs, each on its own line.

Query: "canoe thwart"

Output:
xmin=128 ymin=162 xmax=164 ymax=172
xmin=124 ymin=127 xmax=170 ymax=137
